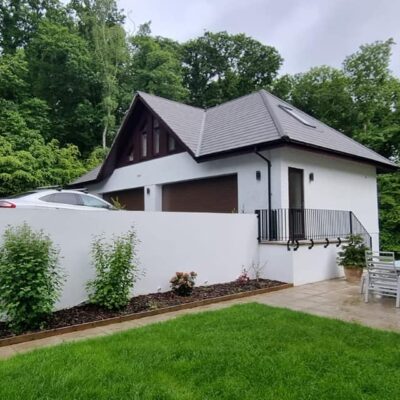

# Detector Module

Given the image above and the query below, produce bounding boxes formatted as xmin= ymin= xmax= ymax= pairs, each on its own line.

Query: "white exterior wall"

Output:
xmin=259 ymin=243 xmax=343 ymax=285
xmin=89 ymin=152 xmax=272 ymax=214
xmin=0 ymin=210 xmax=259 ymax=310
xmin=262 ymin=147 xmax=379 ymax=249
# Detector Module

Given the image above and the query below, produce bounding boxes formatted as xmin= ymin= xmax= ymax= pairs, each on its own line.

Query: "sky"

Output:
xmin=118 ymin=0 xmax=400 ymax=76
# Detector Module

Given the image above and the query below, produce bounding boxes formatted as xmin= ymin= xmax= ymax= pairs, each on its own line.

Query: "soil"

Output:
xmin=0 ymin=279 xmax=284 ymax=339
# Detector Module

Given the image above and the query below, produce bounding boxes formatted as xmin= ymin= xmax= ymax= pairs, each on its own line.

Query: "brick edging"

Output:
xmin=0 ymin=283 xmax=292 ymax=347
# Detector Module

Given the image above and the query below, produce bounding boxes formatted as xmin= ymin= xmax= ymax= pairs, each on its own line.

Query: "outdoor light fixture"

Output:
xmin=146 ymin=187 xmax=150 ymax=194
xmin=309 ymin=173 xmax=314 ymax=182
xmin=256 ymin=170 xmax=261 ymax=181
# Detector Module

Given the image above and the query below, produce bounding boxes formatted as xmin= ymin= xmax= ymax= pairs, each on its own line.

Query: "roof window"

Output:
xmin=279 ymin=105 xmax=316 ymax=128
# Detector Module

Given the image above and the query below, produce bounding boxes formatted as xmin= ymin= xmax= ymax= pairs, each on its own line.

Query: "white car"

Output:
xmin=0 ymin=189 xmax=115 ymax=211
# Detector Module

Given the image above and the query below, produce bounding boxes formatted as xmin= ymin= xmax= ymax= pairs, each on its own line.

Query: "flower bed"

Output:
xmin=0 ymin=279 xmax=287 ymax=341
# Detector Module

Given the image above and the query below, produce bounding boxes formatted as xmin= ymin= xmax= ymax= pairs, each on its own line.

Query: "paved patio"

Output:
xmin=1 ymin=278 xmax=399 ymax=359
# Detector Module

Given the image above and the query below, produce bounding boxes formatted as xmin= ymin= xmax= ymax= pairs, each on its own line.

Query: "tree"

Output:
xmin=26 ymin=20 xmax=102 ymax=152
xmin=69 ymin=0 xmax=128 ymax=148
xmin=0 ymin=0 xmax=66 ymax=54
xmin=343 ymin=39 xmax=395 ymax=133
xmin=182 ymin=31 xmax=283 ymax=107
xmin=128 ymin=22 xmax=188 ymax=102
xmin=289 ymin=66 xmax=355 ymax=134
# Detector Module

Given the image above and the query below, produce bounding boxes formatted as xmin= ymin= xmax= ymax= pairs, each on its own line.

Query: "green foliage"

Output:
xmin=0 ymin=223 xmax=63 ymax=333
xmin=129 ymin=22 xmax=188 ymax=102
xmin=378 ymin=173 xmax=400 ymax=254
xmin=289 ymin=66 xmax=354 ymax=133
xmin=182 ymin=31 xmax=283 ymax=107
xmin=337 ymin=234 xmax=369 ymax=268
xmin=170 ymin=271 xmax=197 ymax=296
xmin=87 ymin=229 xmax=139 ymax=310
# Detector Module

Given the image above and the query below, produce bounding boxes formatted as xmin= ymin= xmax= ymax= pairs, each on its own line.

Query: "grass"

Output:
xmin=1 ymin=303 xmax=400 ymax=400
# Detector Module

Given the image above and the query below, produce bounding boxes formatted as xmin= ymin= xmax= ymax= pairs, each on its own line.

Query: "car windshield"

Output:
xmin=81 ymin=194 xmax=112 ymax=209
xmin=7 ymin=191 xmax=39 ymax=199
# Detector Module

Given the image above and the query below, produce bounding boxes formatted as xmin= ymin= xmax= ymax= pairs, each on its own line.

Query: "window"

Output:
xmin=279 ymin=105 xmax=316 ymax=128
xmin=128 ymin=145 xmax=135 ymax=162
xmin=141 ymin=131 xmax=147 ymax=157
xmin=153 ymin=118 xmax=160 ymax=154
xmin=40 ymin=193 xmax=82 ymax=206
xmin=81 ymin=194 xmax=112 ymax=209
xmin=168 ymin=135 xmax=176 ymax=152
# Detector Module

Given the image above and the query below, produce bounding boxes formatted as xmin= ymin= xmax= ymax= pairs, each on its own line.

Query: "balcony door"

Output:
xmin=288 ymin=168 xmax=305 ymax=240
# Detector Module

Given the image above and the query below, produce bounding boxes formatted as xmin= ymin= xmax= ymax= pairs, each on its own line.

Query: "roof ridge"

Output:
xmin=137 ymin=91 xmax=204 ymax=111
xmin=206 ymin=90 xmax=261 ymax=111
xmin=196 ymin=111 xmax=207 ymax=157
xmin=258 ymin=90 xmax=286 ymax=138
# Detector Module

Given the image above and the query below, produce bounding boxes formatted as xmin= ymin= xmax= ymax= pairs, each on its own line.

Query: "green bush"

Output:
xmin=87 ymin=229 xmax=139 ymax=310
xmin=337 ymin=234 xmax=369 ymax=268
xmin=0 ymin=223 xmax=63 ymax=333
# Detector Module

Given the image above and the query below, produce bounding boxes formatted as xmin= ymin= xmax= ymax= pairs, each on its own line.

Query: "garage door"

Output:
xmin=162 ymin=174 xmax=238 ymax=213
xmin=103 ymin=188 xmax=144 ymax=210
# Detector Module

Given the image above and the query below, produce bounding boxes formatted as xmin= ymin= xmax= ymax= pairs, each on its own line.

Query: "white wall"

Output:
xmin=263 ymin=147 xmax=379 ymax=249
xmin=89 ymin=152 xmax=271 ymax=214
xmin=259 ymin=242 xmax=343 ymax=285
xmin=0 ymin=209 xmax=259 ymax=310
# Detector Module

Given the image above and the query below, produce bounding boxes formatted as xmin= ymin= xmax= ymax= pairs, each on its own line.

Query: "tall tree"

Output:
xmin=0 ymin=0 xmax=66 ymax=54
xmin=69 ymin=0 xmax=128 ymax=148
xmin=26 ymin=20 xmax=101 ymax=152
xmin=289 ymin=66 xmax=355 ymax=134
xmin=182 ymin=31 xmax=283 ymax=107
xmin=128 ymin=22 xmax=188 ymax=102
xmin=343 ymin=38 xmax=395 ymax=133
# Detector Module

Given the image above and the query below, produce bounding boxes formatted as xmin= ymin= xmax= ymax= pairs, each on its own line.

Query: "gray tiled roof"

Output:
xmin=72 ymin=89 xmax=397 ymax=185
xmin=140 ymin=90 xmax=396 ymax=168
xmin=70 ymin=165 xmax=101 ymax=186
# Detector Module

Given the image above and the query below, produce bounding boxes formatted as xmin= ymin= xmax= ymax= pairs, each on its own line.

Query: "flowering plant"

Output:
xmin=236 ymin=268 xmax=250 ymax=285
xmin=170 ymin=271 xmax=197 ymax=296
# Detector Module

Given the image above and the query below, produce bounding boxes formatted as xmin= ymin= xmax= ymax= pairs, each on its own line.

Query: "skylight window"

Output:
xmin=279 ymin=105 xmax=316 ymax=128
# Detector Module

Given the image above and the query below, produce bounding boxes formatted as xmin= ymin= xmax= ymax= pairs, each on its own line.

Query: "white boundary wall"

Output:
xmin=0 ymin=209 xmax=259 ymax=309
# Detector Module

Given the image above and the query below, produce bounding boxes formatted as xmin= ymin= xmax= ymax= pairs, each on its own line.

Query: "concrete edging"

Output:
xmin=0 ymin=283 xmax=292 ymax=347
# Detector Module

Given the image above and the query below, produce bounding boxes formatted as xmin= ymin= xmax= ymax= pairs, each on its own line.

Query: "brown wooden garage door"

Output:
xmin=162 ymin=175 xmax=238 ymax=213
xmin=103 ymin=188 xmax=144 ymax=210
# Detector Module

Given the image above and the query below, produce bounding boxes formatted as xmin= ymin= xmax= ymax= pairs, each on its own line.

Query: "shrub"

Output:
xmin=337 ymin=234 xmax=369 ymax=268
xmin=0 ymin=223 xmax=63 ymax=333
xmin=170 ymin=272 xmax=197 ymax=296
xmin=87 ymin=229 xmax=139 ymax=310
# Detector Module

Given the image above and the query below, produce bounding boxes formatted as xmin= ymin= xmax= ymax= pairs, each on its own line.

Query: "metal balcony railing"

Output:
xmin=256 ymin=208 xmax=372 ymax=248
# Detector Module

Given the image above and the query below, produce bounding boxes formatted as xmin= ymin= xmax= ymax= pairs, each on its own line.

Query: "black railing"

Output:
xmin=256 ymin=208 xmax=372 ymax=248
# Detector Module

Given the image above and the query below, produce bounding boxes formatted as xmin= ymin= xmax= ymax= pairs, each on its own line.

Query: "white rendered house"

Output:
xmin=71 ymin=90 xmax=397 ymax=283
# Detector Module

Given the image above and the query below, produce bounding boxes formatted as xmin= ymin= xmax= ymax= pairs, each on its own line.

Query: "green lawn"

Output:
xmin=1 ymin=303 xmax=400 ymax=400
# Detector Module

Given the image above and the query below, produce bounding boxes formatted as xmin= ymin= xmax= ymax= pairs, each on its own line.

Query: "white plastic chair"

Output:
xmin=363 ymin=251 xmax=400 ymax=308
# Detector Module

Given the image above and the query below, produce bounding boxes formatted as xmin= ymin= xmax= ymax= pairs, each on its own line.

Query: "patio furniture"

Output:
xmin=363 ymin=251 xmax=400 ymax=308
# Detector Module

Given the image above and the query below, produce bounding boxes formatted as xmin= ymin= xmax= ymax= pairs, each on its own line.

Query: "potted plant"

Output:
xmin=337 ymin=234 xmax=368 ymax=282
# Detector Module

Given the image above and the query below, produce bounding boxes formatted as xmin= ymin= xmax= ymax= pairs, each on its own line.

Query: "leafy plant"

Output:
xmin=87 ymin=229 xmax=139 ymax=310
xmin=170 ymin=272 xmax=197 ymax=296
xmin=337 ymin=234 xmax=369 ymax=269
xmin=0 ymin=223 xmax=63 ymax=333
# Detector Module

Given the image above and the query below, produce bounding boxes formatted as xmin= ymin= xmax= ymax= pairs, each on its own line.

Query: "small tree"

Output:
xmin=0 ymin=223 xmax=63 ymax=333
xmin=87 ymin=229 xmax=139 ymax=310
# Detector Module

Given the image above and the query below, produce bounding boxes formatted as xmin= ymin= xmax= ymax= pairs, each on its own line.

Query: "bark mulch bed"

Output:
xmin=0 ymin=279 xmax=285 ymax=340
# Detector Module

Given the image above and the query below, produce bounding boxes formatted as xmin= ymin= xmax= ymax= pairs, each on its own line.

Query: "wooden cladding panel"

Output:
xmin=162 ymin=175 xmax=238 ymax=213
xmin=103 ymin=188 xmax=145 ymax=211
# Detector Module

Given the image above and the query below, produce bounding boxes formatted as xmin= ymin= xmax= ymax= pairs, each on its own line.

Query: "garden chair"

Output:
xmin=363 ymin=251 xmax=400 ymax=308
